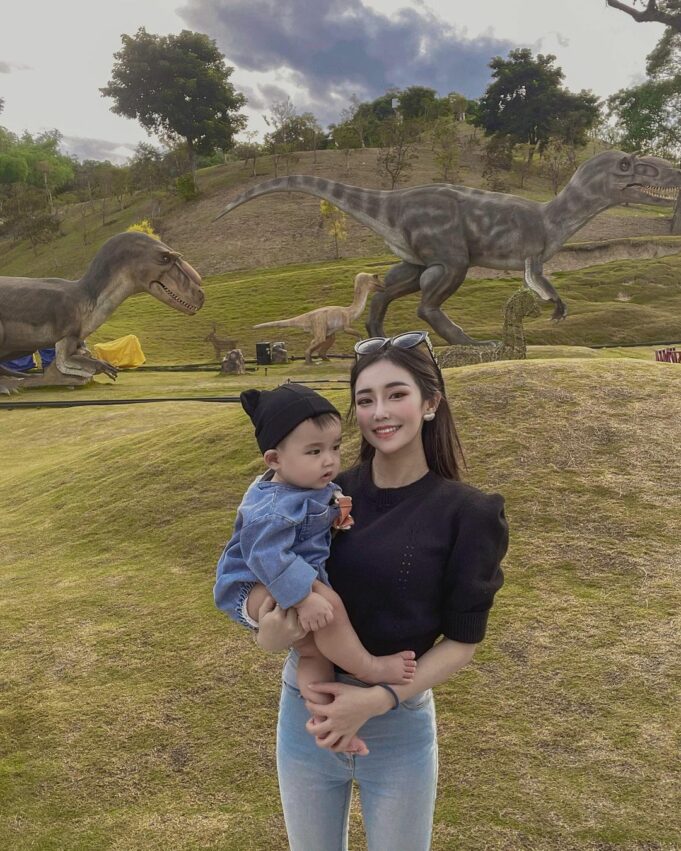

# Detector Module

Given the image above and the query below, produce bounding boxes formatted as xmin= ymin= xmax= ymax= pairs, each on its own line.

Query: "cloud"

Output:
xmin=178 ymin=0 xmax=516 ymax=123
xmin=60 ymin=136 xmax=138 ymax=165
xmin=0 ymin=61 xmax=31 ymax=73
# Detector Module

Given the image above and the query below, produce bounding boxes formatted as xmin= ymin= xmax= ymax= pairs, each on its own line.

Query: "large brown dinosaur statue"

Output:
xmin=216 ymin=150 xmax=681 ymax=345
xmin=253 ymin=272 xmax=384 ymax=363
xmin=0 ymin=232 xmax=204 ymax=394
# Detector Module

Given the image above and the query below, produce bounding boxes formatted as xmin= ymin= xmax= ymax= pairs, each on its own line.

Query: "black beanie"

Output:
xmin=240 ymin=383 xmax=340 ymax=452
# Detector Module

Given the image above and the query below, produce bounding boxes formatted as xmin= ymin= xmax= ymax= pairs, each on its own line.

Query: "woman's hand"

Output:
xmin=304 ymin=681 xmax=393 ymax=753
xmin=256 ymin=597 xmax=306 ymax=652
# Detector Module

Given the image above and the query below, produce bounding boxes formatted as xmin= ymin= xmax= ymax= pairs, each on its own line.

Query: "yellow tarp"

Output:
xmin=92 ymin=334 xmax=146 ymax=368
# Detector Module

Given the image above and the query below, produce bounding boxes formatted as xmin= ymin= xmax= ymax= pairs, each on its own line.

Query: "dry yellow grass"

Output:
xmin=1 ymin=358 xmax=680 ymax=849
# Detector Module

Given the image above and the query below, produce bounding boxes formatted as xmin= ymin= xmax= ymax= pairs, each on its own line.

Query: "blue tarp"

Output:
xmin=0 ymin=347 xmax=56 ymax=372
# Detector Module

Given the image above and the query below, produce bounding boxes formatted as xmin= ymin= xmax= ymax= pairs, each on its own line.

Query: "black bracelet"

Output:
xmin=376 ymin=682 xmax=400 ymax=710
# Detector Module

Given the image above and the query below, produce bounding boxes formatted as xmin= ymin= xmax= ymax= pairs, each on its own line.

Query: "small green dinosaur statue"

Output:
xmin=0 ymin=232 xmax=204 ymax=394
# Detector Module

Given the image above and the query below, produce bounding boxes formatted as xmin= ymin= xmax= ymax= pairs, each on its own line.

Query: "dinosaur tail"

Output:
xmin=253 ymin=318 xmax=299 ymax=329
xmin=213 ymin=176 xmax=405 ymax=252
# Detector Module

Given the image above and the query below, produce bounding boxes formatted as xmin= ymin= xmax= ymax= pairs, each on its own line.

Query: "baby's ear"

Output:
xmin=240 ymin=389 xmax=261 ymax=417
xmin=263 ymin=449 xmax=280 ymax=469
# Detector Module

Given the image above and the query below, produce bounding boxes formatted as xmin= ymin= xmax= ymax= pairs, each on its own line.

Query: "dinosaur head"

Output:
xmin=579 ymin=150 xmax=681 ymax=207
xmin=94 ymin=233 xmax=204 ymax=314
xmin=143 ymin=238 xmax=204 ymax=315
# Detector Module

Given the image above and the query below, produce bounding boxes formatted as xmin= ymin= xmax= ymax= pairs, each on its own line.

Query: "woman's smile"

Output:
xmin=373 ymin=424 xmax=401 ymax=438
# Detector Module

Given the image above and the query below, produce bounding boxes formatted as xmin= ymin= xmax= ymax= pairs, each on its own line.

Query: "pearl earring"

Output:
xmin=423 ymin=411 xmax=435 ymax=421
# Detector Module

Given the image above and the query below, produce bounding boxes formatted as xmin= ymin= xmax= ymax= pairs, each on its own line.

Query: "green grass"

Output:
xmin=72 ymin=250 xmax=681 ymax=368
xmin=2 ymin=358 xmax=680 ymax=849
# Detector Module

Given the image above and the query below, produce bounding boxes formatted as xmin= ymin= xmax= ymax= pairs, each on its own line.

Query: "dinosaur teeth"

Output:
xmin=157 ymin=281 xmax=199 ymax=312
xmin=641 ymin=185 xmax=678 ymax=200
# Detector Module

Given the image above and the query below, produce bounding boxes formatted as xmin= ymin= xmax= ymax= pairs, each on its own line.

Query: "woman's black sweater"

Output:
xmin=327 ymin=463 xmax=508 ymax=657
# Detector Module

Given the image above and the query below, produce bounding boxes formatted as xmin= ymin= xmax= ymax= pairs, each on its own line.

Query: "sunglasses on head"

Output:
xmin=354 ymin=331 xmax=443 ymax=382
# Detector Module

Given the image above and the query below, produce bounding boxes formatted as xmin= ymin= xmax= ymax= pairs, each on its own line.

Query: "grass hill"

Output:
xmin=2 ymin=130 xmax=681 ymax=849
xmin=2 ymin=358 xmax=679 ymax=849
xmin=78 ymin=250 xmax=681 ymax=368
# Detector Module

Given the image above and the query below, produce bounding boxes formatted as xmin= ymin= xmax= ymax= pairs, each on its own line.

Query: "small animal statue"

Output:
xmin=253 ymin=272 xmax=384 ymax=364
xmin=204 ymin=323 xmax=237 ymax=362
xmin=271 ymin=341 xmax=289 ymax=364
xmin=221 ymin=349 xmax=246 ymax=375
xmin=438 ymin=289 xmax=541 ymax=368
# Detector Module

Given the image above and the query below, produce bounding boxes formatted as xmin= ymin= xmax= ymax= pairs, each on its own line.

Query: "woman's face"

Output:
xmin=354 ymin=359 xmax=435 ymax=458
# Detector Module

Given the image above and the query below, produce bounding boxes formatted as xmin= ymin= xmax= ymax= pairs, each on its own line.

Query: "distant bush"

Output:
xmin=176 ymin=173 xmax=199 ymax=201
xmin=126 ymin=219 xmax=160 ymax=239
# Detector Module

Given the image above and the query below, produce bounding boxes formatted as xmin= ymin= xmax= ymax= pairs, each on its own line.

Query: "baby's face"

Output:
xmin=271 ymin=417 xmax=342 ymax=489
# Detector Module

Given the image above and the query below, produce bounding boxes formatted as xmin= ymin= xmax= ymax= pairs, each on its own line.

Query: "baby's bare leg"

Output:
xmin=294 ymin=634 xmax=368 ymax=755
xmin=245 ymin=583 xmax=272 ymax=623
xmin=309 ymin=580 xmax=417 ymax=684
xmin=294 ymin=633 xmax=334 ymax=703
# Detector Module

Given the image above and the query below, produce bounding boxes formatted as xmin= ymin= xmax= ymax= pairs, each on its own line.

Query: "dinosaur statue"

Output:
xmin=0 ymin=232 xmax=203 ymax=394
xmin=216 ymin=150 xmax=681 ymax=345
xmin=204 ymin=323 xmax=237 ymax=361
xmin=438 ymin=289 xmax=541 ymax=368
xmin=253 ymin=272 xmax=384 ymax=364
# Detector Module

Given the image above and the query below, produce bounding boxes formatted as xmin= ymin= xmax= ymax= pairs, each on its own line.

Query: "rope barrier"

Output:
xmin=0 ymin=383 xmax=352 ymax=411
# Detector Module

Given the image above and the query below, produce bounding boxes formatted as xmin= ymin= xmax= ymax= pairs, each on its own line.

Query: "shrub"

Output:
xmin=176 ymin=173 xmax=199 ymax=201
xmin=126 ymin=219 xmax=160 ymax=239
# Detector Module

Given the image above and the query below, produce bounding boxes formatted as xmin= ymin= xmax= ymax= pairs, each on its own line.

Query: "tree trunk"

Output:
xmin=187 ymin=139 xmax=197 ymax=193
xmin=671 ymin=195 xmax=681 ymax=234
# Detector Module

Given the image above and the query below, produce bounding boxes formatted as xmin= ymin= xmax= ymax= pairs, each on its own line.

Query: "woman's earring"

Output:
xmin=423 ymin=411 xmax=436 ymax=421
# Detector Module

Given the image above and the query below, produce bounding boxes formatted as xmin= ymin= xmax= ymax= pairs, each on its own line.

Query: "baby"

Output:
xmin=214 ymin=383 xmax=416 ymax=751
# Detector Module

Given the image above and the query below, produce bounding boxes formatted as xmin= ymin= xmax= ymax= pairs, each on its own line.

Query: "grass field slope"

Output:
xmin=0 ymin=133 xmax=675 ymax=281
xmin=1 ymin=357 xmax=680 ymax=850
xmin=76 ymin=250 xmax=681 ymax=368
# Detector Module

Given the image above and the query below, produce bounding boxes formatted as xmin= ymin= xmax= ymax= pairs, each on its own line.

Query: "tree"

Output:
xmin=319 ymin=201 xmax=347 ymax=259
xmin=339 ymin=94 xmax=374 ymax=148
xmin=330 ymin=122 xmax=360 ymax=176
xmin=473 ymin=49 xmax=599 ymax=161
xmin=101 ymin=28 xmax=247 ymax=190
xmin=264 ymin=98 xmax=300 ymax=177
xmin=482 ymin=135 xmax=514 ymax=191
xmin=429 ymin=116 xmax=460 ymax=182
xmin=541 ymin=139 xmax=577 ymax=195
xmin=607 ymin=79 xmax=681 ymax=155
xmin=376 ymin=117 xmax=419 ymax=189
xmin=234 ymin=131 xmax=262 ymax=178
xmin=398 ymin=86 xmax=443 ymax=121
xmin=606 ymin=0 xmax=681 ymax=31
xmin=127 ymin=144 xmax=168 ymax=192
xmin=605 ymin=1 xmax=681 ymax=230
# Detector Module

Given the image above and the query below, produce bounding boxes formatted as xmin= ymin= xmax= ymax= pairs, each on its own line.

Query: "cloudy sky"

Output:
xmin=0 ymin=0 xmax=664 ymax=163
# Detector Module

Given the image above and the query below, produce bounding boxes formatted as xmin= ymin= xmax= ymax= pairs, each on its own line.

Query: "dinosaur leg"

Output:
xmin=56 ymin=337 xmax=118 ymax=380
xmin=305 ymin=317 xmax=332 ymax=364
xmin=417 ymin=263 xmax=495 ymax=346
xmin=366 ymin=262 xmax=422 ymax=337
xmin=316 ymin=334 xmax=336 ymax=361
xmin=524 ymin=258 xmax=567 ymax=321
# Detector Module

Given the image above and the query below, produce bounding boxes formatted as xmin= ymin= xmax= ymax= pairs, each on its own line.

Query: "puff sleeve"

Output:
xmin=441 ymin=491 xmax=508 ymax=644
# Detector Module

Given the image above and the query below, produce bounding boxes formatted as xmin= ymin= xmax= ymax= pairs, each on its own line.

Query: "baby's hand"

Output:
xmin=296 ymin=591 xmax=334 ymax=632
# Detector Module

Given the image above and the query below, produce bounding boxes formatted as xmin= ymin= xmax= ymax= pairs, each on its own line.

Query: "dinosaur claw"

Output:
xmin=551 ymin=302 xmax=568 ymax=322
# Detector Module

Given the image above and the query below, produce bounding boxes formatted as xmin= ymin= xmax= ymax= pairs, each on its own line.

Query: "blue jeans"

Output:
xmin=276 ymin=664 xmax=438 ymax=850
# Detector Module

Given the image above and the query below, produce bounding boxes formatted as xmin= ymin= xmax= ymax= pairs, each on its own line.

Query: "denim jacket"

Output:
xmin=214 ymin=475 xmax=341 ymax=621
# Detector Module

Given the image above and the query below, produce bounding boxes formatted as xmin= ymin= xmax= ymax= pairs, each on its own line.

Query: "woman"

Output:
xmin=255 ymin=331 xmax=508 ymax=850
